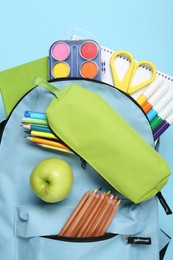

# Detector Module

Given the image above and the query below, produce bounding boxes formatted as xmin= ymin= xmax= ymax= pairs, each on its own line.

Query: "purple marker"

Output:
xmin=153 ymin=113 xmax=173 ymax=140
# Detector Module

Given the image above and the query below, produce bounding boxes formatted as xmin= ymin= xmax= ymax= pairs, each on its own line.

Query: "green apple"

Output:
xmin=30 ymin=158 xmax=73 ymax=203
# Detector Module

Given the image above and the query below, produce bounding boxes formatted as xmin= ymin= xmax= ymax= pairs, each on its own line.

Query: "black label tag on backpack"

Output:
xmin=157 ymin=192 xmax=172 ymax=215
xmin=126 ymin=236 xmax=151 ymax=245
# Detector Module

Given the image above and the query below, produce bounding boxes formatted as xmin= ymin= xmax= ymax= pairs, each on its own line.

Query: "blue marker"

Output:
xmin=24 ymin=111 xmax=47 ymax=120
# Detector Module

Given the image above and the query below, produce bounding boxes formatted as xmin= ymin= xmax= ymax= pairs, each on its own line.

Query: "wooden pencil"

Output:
xmin=84 ymin=194 xmax=112 ymax=237
xmin=26 ymin=136 xmax=71 ymax=151
xmin=59 ymin=190 xmax=91 ymax=236
xmin=62 ymin=190 xmax=98 ymax=237
xmin=76 ymin=192 xmax=107 ymax=237
xmin=22 ymin=117 xmax=48 ymax=125
xmin=37 ymin=143 xmax=74 ymax=154
xmin=97 ymin=199 xmax=121 ymax=237
xmin=87 ymin=195 xmax=115 ymax=237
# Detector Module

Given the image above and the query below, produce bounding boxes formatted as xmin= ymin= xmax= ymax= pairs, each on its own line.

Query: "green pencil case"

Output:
xmin=34 ymin=77 xmax=171 ymax=204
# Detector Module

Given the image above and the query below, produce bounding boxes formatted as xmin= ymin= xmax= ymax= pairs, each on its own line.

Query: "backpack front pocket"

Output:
xmin=25 ymin=234 xmax=133 ymax=260
xmin=15 ymin=200 xmax=149 ymax=260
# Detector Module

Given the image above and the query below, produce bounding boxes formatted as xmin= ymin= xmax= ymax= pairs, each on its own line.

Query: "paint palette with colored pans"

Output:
xmin=49 ymin=39 xmax=101 ymax=80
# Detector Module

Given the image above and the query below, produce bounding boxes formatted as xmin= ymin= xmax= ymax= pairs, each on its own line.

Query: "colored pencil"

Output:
xmin=22 ymin=117 xmax=48 ymax=125
xmin=87 ymin=195 xmax=116 ymax=237
xmin=22 ymin=123 xmax=52 ymax=133
xmin=59 ymin=190 xmax=91 ymax=236
xmin=37 ymin=143 xmax=74 ymax=154
xmin=62 ymin=190 xmax=98 ymax=237
xmin=98 ymin=199 xmax=121 ymax=236
xmin=84 ymin=192 xmax=111 ymax=237
xmin=26 ymin=136 xmax=71 ymax=151
xmin=88 ymin=195 xmax=116 ymax=237
xmin=76 ymin=192 xmax=107 ymax=237
xmin=26 ymin=130 xmax=58 ymax=140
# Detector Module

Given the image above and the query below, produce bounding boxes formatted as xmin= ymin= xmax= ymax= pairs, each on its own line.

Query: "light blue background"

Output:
xmin=0 ymin=1 xmax=173 ymax=259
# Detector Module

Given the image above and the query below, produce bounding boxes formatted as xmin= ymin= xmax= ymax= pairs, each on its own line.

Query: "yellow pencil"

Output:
xmin=30 ymin=130 xmax=58 ymax=140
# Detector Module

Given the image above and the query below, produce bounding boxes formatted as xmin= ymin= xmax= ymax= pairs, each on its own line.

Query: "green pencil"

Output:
xmin=22 ymin=117 xmax=48 ymax=125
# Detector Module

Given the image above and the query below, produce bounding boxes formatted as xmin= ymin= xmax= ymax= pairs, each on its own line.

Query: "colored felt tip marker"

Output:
xmin=136 ymin=77 xmax=163 ymax=106
xmin=24 ymin=111 xmax=47 ymax=120
xmin=142 ymin=84 xmax=169 ymax=114
xmin=153 ymin=113 xmax=173 ymax=140
xmin=150 ymin=100 xmax=173 ymax=131
xmin=147 ymin=91 xmax=173 ymax=122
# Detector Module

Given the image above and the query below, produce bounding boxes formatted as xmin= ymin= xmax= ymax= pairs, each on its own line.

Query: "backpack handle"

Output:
xmin=33 ymin=77 xmax=61 ymax=99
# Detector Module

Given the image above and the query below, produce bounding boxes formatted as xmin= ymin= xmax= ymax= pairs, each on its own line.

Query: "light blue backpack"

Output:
xmin=0 ymin=78 xmax=171 ymax=260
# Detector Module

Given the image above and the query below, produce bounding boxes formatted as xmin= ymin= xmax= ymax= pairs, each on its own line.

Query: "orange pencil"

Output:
xmin=88 ymin=195 xmax=115 ymax=237
xmin=97 ymin=199 xmax=121 ymax=236
xmin=58 ymin=190 xmax=91 ymax=236
xmin=26 ymin=136 xmax=71 ymax=151
xmin=63 ymin=190 xmax=98 ymax=237
xmin=76 ymin=192 xmax=107 ymax=237
xmin=85 ymin=194 xmax=115 ymax=237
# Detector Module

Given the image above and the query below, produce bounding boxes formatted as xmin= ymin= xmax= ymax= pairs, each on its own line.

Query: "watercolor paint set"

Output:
xmin=49 ymin=39 xmax=101 ymax=80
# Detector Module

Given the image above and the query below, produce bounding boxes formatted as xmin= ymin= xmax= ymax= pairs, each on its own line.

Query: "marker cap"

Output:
xmin=153 ymin=121 xmax=170 ymax=140
xmin=142 ymin=101 xmax=152 ymax=114
xmin=136 ymin=94 xmax=147 ymax=106
xmin=147 ymin=109 xmax=157 ymax=122
xmin=151 ymin=116 xmax=163 ymax=131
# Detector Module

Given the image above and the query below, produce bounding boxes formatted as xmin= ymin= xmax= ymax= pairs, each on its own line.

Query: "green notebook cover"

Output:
xmin=0 ymin=57 xmax=48 ymax=116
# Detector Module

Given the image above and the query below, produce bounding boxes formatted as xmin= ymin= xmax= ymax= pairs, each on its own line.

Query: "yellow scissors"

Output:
xmin=110 ymin=50 xmax=157 ymax=94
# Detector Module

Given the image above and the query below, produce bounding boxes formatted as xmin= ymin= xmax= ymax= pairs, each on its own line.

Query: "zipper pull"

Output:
xmin=156 ymin=192 xmax=172 ymax=215
xmin=124 ymin=235 xmax=151 ymax=245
